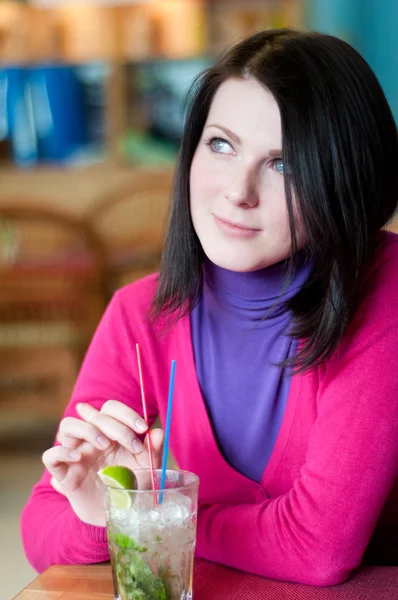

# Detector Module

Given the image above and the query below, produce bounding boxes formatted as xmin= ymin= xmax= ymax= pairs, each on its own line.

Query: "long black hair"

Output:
xmin=154 ymin=29 xmax=398 ymax=372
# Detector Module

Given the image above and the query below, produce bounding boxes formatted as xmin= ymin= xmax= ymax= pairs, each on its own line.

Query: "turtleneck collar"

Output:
xmin=203 ymin=251 xmax=313 ymax=324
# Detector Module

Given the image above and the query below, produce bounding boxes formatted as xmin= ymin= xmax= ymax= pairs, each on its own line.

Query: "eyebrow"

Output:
xmin=205 ymin=123 xmax=282 ymax=156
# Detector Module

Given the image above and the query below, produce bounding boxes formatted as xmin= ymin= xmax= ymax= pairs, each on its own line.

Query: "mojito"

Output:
xmin=105 ymin=469 xmax=199 ymax=600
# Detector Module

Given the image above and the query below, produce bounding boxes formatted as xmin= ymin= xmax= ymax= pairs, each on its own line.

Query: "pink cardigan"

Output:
xmin=21 ymin=232 xmax=398 ymax=586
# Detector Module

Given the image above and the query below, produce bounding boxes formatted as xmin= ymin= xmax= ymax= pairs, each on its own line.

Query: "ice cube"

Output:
xmin=148 ymin=509 xmax=160 ymax=524
xmin=159 ymin=502 xmax=189 ymax=528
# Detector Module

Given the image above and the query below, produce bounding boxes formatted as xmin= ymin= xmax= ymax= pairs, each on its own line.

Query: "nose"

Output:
xmin=223 ymin=166 xmax=259 ymax=208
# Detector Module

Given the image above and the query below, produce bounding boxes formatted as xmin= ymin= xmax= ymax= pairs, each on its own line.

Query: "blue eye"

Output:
xmin=205 ymin=136 xmax=233 ymax=154
xmin=272 ymin=159 xmax=284 ymax=174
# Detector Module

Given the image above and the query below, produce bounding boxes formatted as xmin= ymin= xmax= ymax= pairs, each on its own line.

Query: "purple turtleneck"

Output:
xmin=190 ymin=254 xmax=312 ymax=482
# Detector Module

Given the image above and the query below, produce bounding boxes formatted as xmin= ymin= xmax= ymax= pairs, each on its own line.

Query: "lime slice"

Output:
xmin=98 ymin=466 xmax=137 ymax=489
xmin=98 ymin=466 xmax=137 ymax=510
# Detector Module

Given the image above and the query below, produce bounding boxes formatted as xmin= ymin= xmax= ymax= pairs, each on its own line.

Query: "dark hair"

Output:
xmin=154 ymin=29 xmax=398 ymax=372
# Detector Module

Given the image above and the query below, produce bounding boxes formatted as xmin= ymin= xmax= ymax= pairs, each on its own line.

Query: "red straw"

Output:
xmin=136 ymin=343 xmax=157 ymax=506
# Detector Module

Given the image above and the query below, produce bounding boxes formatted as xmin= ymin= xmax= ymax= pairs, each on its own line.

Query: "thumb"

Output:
xmin=145 ymin=428 xmax=164 ymax=469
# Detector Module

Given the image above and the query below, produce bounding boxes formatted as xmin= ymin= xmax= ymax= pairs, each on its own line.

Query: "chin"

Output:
xmin=203 ymin=247 xmax=270 ymax=273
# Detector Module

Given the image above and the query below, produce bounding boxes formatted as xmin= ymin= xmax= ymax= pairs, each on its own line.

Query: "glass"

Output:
xmin=105 ymin=469 xmax=199 ymax=600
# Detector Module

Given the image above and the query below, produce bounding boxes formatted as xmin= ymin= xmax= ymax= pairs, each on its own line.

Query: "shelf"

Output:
xmin=0 ymin=1 xmax=302 ymax=66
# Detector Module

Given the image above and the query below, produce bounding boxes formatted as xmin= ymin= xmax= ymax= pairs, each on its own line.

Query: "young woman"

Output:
xmin=22 ymin=29 xmax=398 ymax=586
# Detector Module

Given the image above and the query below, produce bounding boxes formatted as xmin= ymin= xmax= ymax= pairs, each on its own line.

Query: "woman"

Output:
xmin=22 ymin=29 xmax=398 ymax=586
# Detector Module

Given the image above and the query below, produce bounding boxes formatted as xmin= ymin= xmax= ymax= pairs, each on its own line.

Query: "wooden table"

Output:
xmin=13 ymin=561 xmax=398 ymax=600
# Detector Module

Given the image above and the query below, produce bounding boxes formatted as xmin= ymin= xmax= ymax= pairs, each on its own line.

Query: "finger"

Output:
xmin=50 ymin=476 xmax=66 ymax=496
xmin=135 ymin=429 xmax=164 ymax=470
xmin=42 ymin=446 xmax=81 ymax=482
xmin=146 ymin=428 xmax=165 ymax=469
xmin=60 ymin=441 xmax=100 ymax=493
xmin=58 ymin=416 xmax=111 ymax=451
xmin=100 ymin=400 xmax=148 ymax=434
xmin=76 ymin=403 xmax=148 ymax=456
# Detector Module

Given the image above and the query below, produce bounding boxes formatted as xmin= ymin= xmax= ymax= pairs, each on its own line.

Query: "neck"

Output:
xmin=204 ymin=251 xmax=312 ymax=301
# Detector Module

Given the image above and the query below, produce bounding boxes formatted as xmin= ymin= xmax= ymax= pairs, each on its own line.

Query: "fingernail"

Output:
xmin=135 ymin=419 xmax=148 ymax=433
xmin=69 ymin=451 xmax=80 ymax=460
xmin=97 ymin=435 xmax=110 ymax=449
xmin=132 ymin=439 xmax=143 ymax=453
xmin=76 ymin=403 xmax=86 ymax=412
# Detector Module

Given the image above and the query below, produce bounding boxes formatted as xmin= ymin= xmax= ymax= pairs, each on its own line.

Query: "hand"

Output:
xmin=42 ymin=400 xmax=164 ymax=527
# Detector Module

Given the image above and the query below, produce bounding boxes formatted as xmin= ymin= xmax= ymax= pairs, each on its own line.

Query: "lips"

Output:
xmin=213 ymin=215 xmax=261 ymax=232
xmin=213 ymin=214 xmax=262 ymax=239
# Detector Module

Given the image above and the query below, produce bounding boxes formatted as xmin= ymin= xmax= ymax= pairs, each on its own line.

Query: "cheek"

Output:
xmin=261 ymin=179 xmax=290 ymax=230
xmin=190 ymin=148 xmax=223 ymax=207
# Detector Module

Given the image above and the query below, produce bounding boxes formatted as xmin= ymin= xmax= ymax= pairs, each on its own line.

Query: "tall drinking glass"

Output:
xmin=105 ymin=469 xmax=199 ymax=600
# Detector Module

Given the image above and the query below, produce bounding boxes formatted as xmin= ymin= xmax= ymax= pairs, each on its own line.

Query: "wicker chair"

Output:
xmin=87 ymin=169 xmax=173 ymax=295
xmin=0 ymin=204 xmax=106 ymax=423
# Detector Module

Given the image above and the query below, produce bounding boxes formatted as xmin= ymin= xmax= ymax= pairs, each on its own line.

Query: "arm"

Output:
xmin=21 ymin=291 xmax=158 ymax=573
xmin=196 ymin=322 xmax=398 ymax=586
xmin=21 ymin=469 xmax=109 ymax=573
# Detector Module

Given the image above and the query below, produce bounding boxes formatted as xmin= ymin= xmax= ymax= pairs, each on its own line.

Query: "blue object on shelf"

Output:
xmin=75 ymin=62 xmax=108 ymax=150
xmin=3 ymin=66 xmax=39 ymax=167
xmin=0 ymin=69 xmax=8 ymax=143
xmin=29 ymin=65 xmax=87 ymax=162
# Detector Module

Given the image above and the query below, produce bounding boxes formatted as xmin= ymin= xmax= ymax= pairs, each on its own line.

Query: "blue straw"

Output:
xmin=160 ymin=360 xmax=176 ymax=504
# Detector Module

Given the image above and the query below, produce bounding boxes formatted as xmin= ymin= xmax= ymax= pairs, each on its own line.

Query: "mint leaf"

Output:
xmin=113 ymin=533 xmax=148 ymax=553
xmin=129 ymin=556 xmax=168 ymax=600
xmin=131 ymin=590 xmax=147 ymax=600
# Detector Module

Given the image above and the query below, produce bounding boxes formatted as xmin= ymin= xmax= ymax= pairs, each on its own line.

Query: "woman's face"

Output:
xmin=190 ymin=77 xmax=306 ymax=272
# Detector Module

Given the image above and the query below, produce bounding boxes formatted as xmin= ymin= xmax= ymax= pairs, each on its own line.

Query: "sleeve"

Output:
xmin=196 ymin=321 xmax=398 ymax=586
xmin=21 ymin=290 xmax=159 ymax=573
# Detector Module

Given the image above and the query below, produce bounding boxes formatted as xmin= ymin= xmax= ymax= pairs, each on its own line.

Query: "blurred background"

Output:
xmin=0 ymin=1 xmax=396 ymax=597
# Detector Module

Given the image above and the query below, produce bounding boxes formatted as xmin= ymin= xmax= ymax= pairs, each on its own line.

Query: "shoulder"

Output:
xmin=108 ymin=273 xmax=191 ymax=381
xmin=109 ymin=273 xmax=186 ymax=345
xmin=99 ymin=273 xmax=160 ymax=338
xmin=369 ymin=230 xmax=398 ymax=283
xmin=359 ymin=231 xmax=398 ymax=321
xmin=86 ymin=273 xmax=160 ymax=350
xmin=330 ymin=231 xmax=398 ymax=362
xmin=114 ymin=272 xmax=159 ymax=316
xmin=319 ymin=232 xmax=398 ymax=394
